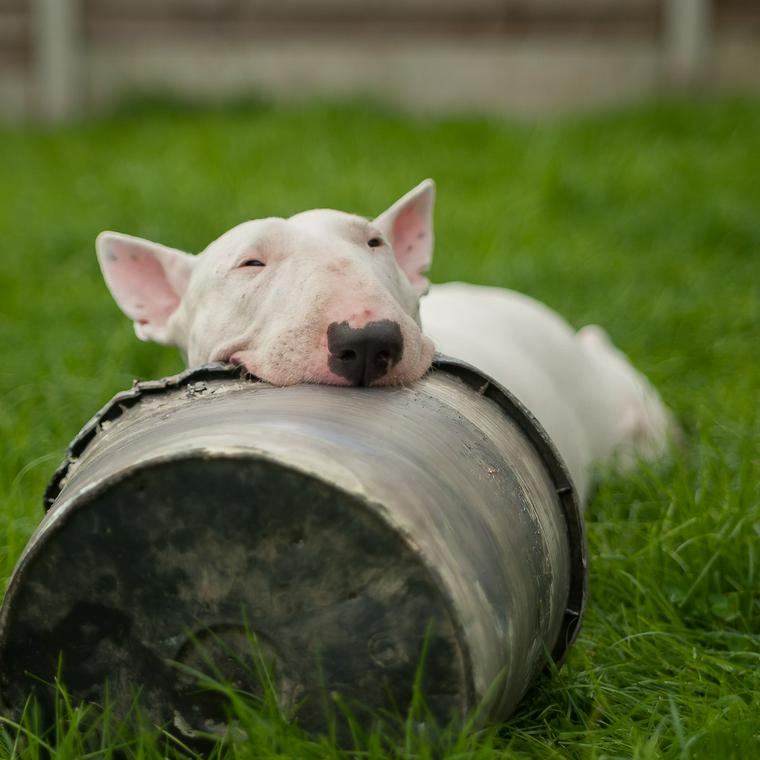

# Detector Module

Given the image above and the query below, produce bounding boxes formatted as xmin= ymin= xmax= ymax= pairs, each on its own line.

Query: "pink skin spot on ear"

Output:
xmin=393 ymin=210 xmax=423 ymax=244
xmin=108 ymin=251 xmax=180 ymax=324
xmin=392 ymin=210 xmax=430 ymax=282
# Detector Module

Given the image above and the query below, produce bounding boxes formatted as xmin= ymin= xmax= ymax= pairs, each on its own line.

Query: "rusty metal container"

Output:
xmin=0 ymin=358 xmax=585 ymax=735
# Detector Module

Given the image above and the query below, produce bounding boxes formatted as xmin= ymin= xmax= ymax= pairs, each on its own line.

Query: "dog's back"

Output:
xmin=421 ymin=282 xmax=674 ymax=502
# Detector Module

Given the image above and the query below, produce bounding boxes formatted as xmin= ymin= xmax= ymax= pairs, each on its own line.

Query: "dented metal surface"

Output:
xmin=0 ymin=357 xmax=586 ymax=733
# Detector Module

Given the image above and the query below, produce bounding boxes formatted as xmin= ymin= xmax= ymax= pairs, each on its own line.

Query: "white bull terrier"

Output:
xmin=96 ymin=179 xmax=673 ymax=502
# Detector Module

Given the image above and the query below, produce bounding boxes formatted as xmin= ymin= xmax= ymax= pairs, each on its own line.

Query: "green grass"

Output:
xmin=1 ymin=95 xmax=758 ymax=758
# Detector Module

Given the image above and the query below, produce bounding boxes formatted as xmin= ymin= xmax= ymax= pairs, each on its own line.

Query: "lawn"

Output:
xmin=0 ymin=96 xmax=758 ymax=758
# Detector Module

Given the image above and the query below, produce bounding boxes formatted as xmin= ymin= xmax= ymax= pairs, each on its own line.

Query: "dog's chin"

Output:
xmin=372 ymin=358 xmax=433 ymax=387
xmin=234 ymin=363 xmax=432 ymax=389
xmin=230 ymin=354 xmax=349 ymax=387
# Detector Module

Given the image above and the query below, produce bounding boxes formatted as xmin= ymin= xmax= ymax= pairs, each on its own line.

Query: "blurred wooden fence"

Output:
xmin=1 ymin=0 xmax=759 ymax=121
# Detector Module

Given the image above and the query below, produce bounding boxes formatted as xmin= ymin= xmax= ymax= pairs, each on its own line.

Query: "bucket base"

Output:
xmin=0 ymin=456 xmax=467 ymax=734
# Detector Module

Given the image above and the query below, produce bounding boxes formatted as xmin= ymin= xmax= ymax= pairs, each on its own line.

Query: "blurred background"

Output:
xmin=1 ymin=4 xmax=759 ymax=755
xmin=2 ymin=0 xmax=759 ymax=122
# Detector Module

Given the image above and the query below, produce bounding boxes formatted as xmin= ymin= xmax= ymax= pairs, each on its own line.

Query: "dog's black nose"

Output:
xmin=327 ymin=320 xmax=404 ymax=386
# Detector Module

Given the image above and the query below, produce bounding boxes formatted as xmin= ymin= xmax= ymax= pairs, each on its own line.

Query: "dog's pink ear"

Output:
xmin=96 ymin=231 xmax=195 ymax=344
xmin=374 ymin=179 xmax=435 ymax=296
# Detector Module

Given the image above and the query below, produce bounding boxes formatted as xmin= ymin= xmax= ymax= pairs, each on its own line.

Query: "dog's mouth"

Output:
xmin=228 ymin=354 xmax=247 ymax=369
xmin=208 ymin=341 xmax=251 ymax=372
xmin=226 ymin=351 xmax=261 ymax=380
xmin=225 ymin=352 xmax=421 ymax=388
xmin=212 ymin=331 xmax=434 ymax=388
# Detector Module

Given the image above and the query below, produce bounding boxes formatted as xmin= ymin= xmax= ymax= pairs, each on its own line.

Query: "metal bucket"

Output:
xmin=0 ymin=358 xmax=586 ymax=734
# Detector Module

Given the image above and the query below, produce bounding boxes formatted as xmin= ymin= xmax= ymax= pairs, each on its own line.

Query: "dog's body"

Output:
xmin=421 ymin=283 xmax=671 ymax=501
xmin=97 ymin=180 xmax=673 ymax=502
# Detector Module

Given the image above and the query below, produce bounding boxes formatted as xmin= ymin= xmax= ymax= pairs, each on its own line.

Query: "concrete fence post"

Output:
xmin=662 ymin=0 xmax=713 ymax=86
xmin=32 ymin=0 xmax=84 ymax=121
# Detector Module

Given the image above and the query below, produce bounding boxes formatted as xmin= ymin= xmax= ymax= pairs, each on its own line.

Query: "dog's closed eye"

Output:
xmin=240 ymin=259 xmax=266 ymax=267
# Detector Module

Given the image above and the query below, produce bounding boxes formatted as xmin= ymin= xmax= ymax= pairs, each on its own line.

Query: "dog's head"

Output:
xmin=97 ymin=181 xmax=436 ymax=386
